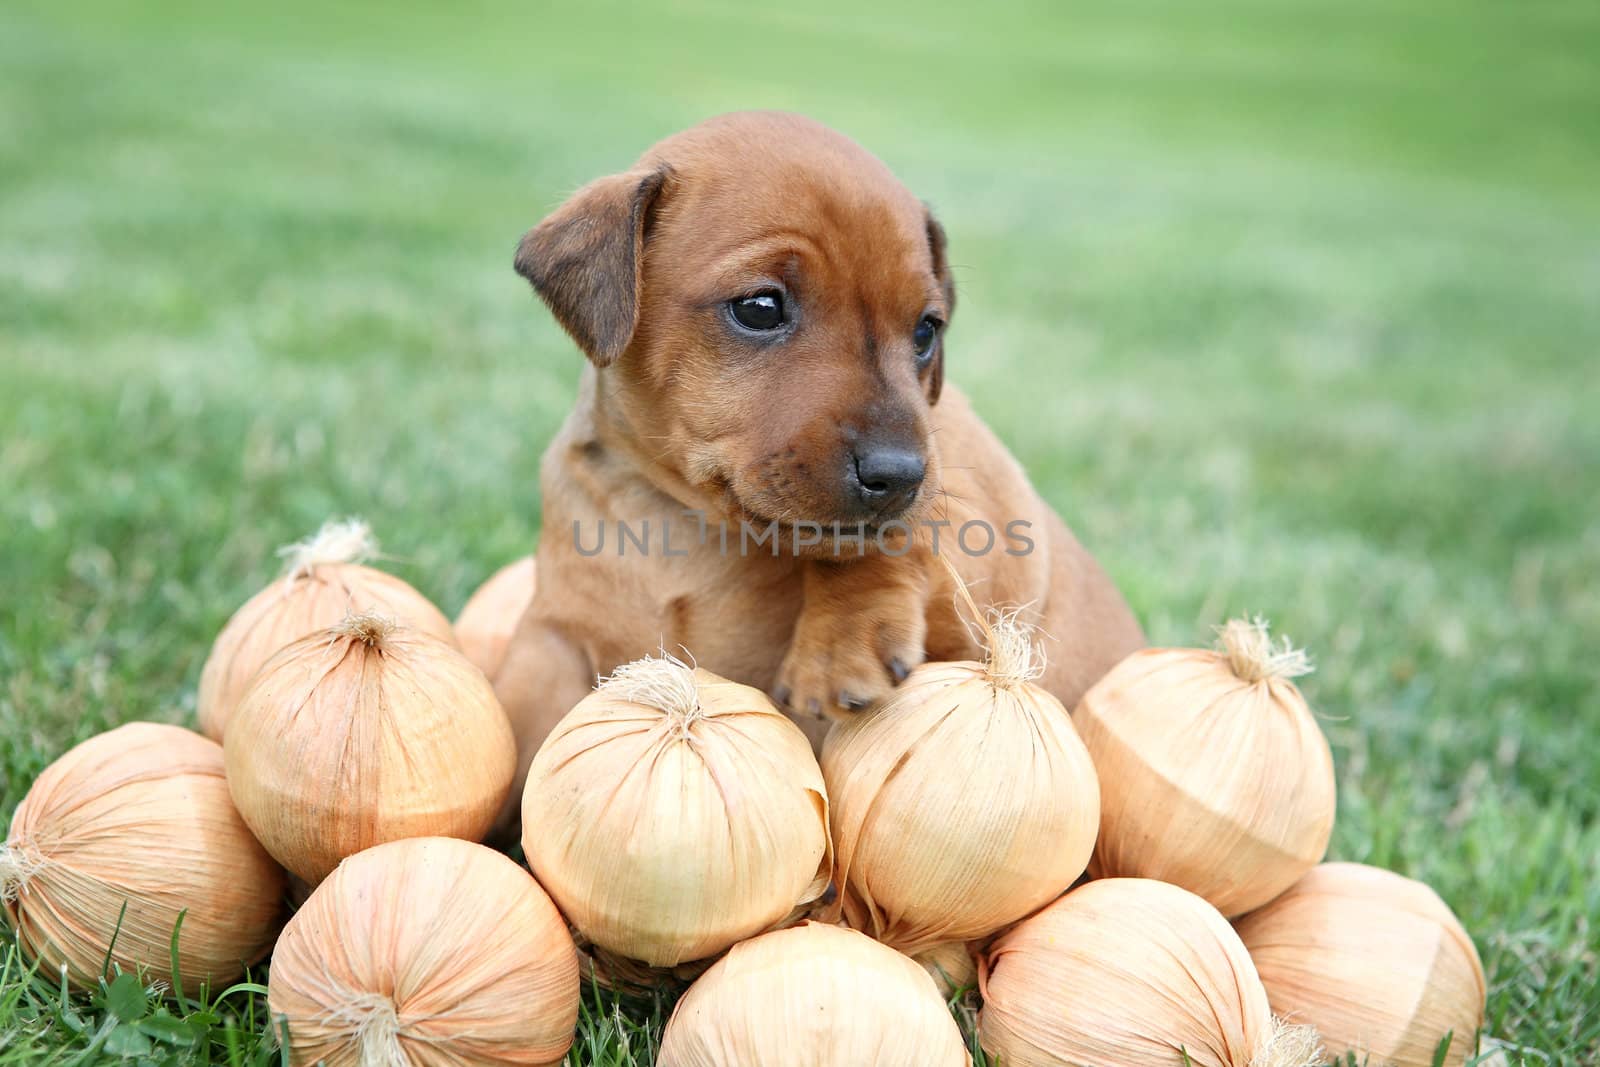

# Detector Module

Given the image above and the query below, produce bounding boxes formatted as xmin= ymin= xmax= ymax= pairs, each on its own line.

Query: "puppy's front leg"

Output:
xmin=774 ymin=553 xmax=931 ymax=720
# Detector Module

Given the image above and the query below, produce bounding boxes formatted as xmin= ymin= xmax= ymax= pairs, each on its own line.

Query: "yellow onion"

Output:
xmin=1074 ymin=617 xmax=1335 ymax=916
xmin=821 ymin=612 xmax=1099 ymax=956
xmin=521 ymin=654 xmax=831 ymax=967
xmin=979 ymin=878 xmax=1322 ymax=1067
xmin=454 ymin=555 xmax=537 ymax=678
xmin=658 ymin=921 xmax=970 ymax=1067
xmin=198 ymin=519 xmax=456 ymax=742
xmin=268 ymin=837 xmax=578 ymax=1067
xmin=1 ymin=723 xmax=283 ymax=990
xmin=225 ymin=613 xmax=515 ymax=884
xmin=1236 ymin=862 xmax=1486 ymax=1067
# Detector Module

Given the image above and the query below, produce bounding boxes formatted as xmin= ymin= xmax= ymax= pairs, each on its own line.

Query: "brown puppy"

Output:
xmin=495 ymin=112 xmax=1143 ymax=818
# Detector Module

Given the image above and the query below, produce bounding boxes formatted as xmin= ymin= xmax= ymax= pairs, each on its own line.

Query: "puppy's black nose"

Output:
xmin=852 ymin=446 xmax=925 ymax=514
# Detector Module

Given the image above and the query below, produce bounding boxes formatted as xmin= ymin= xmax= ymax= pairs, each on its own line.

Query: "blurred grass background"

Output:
xmin=2 ymin=0 xmax=1597 ymax=1062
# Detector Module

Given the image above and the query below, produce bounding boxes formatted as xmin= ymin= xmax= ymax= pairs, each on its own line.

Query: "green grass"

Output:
xmin=2 ymin=0 xmax=1597 ymax=1063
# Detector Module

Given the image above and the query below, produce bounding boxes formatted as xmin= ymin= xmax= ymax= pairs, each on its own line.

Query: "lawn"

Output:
xmin=2 ymin=0 xmax=1597 ymax=1063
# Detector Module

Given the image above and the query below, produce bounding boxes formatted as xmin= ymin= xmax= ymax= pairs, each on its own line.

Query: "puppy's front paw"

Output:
xmin=773 ymin=592 xmax=926 ymax=721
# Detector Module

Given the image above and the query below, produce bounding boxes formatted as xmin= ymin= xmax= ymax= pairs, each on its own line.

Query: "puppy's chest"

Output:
xmin=651 ymin=554 xmax=803 ymax=687
xmin=557 ymin=505 xmax=805 ymax=689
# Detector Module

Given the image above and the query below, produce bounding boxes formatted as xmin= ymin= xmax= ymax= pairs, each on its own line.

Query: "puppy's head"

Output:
xmin=516 ymin=111 xmax=954 ymax=536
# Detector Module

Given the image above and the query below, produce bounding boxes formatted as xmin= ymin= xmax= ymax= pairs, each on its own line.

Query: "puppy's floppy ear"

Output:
xmin=925 ymin=207 xmax=955 ymax=404
xmin=514 ymin=166 xmax=671 ymax=367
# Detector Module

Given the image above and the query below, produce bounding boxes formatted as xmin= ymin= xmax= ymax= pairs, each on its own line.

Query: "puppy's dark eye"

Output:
xmin=913 ymin=315 xmax=942 ymax=363
xmin=729 ymin=291 xmax=786 ymax=331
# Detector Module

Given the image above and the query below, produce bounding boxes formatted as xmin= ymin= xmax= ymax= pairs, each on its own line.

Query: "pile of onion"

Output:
xmin=1 ymin=723 xmax=284 ymax=990
xmin=198 ymin=519 xmax=455 ymax=741
xmin=979 ymin=878 xmax=1322 ymax=1067
xmin=1236 ymin=862 xmax=1486 ymax=1067
xmin=225 ymin=612 xmax=515 ymax=884
xmin=658 ymin=922 xmax=970 ymax=1067
xmin=1074 ymin=617 xmax=1336 ymax=915
xmin=454 ymin=555 xmax=537 ymax=678
xmin=521 ymin=654 xmax=831 ymax=968
xmin=821 ymin=601 xmax=1099 ymax=957
xmin=269 ymin=837 xmax=579 ymax=1067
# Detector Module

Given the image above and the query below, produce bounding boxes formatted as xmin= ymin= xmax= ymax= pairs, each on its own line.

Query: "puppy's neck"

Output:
xmin=579 ymin=366 xmax=726 ymax=517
